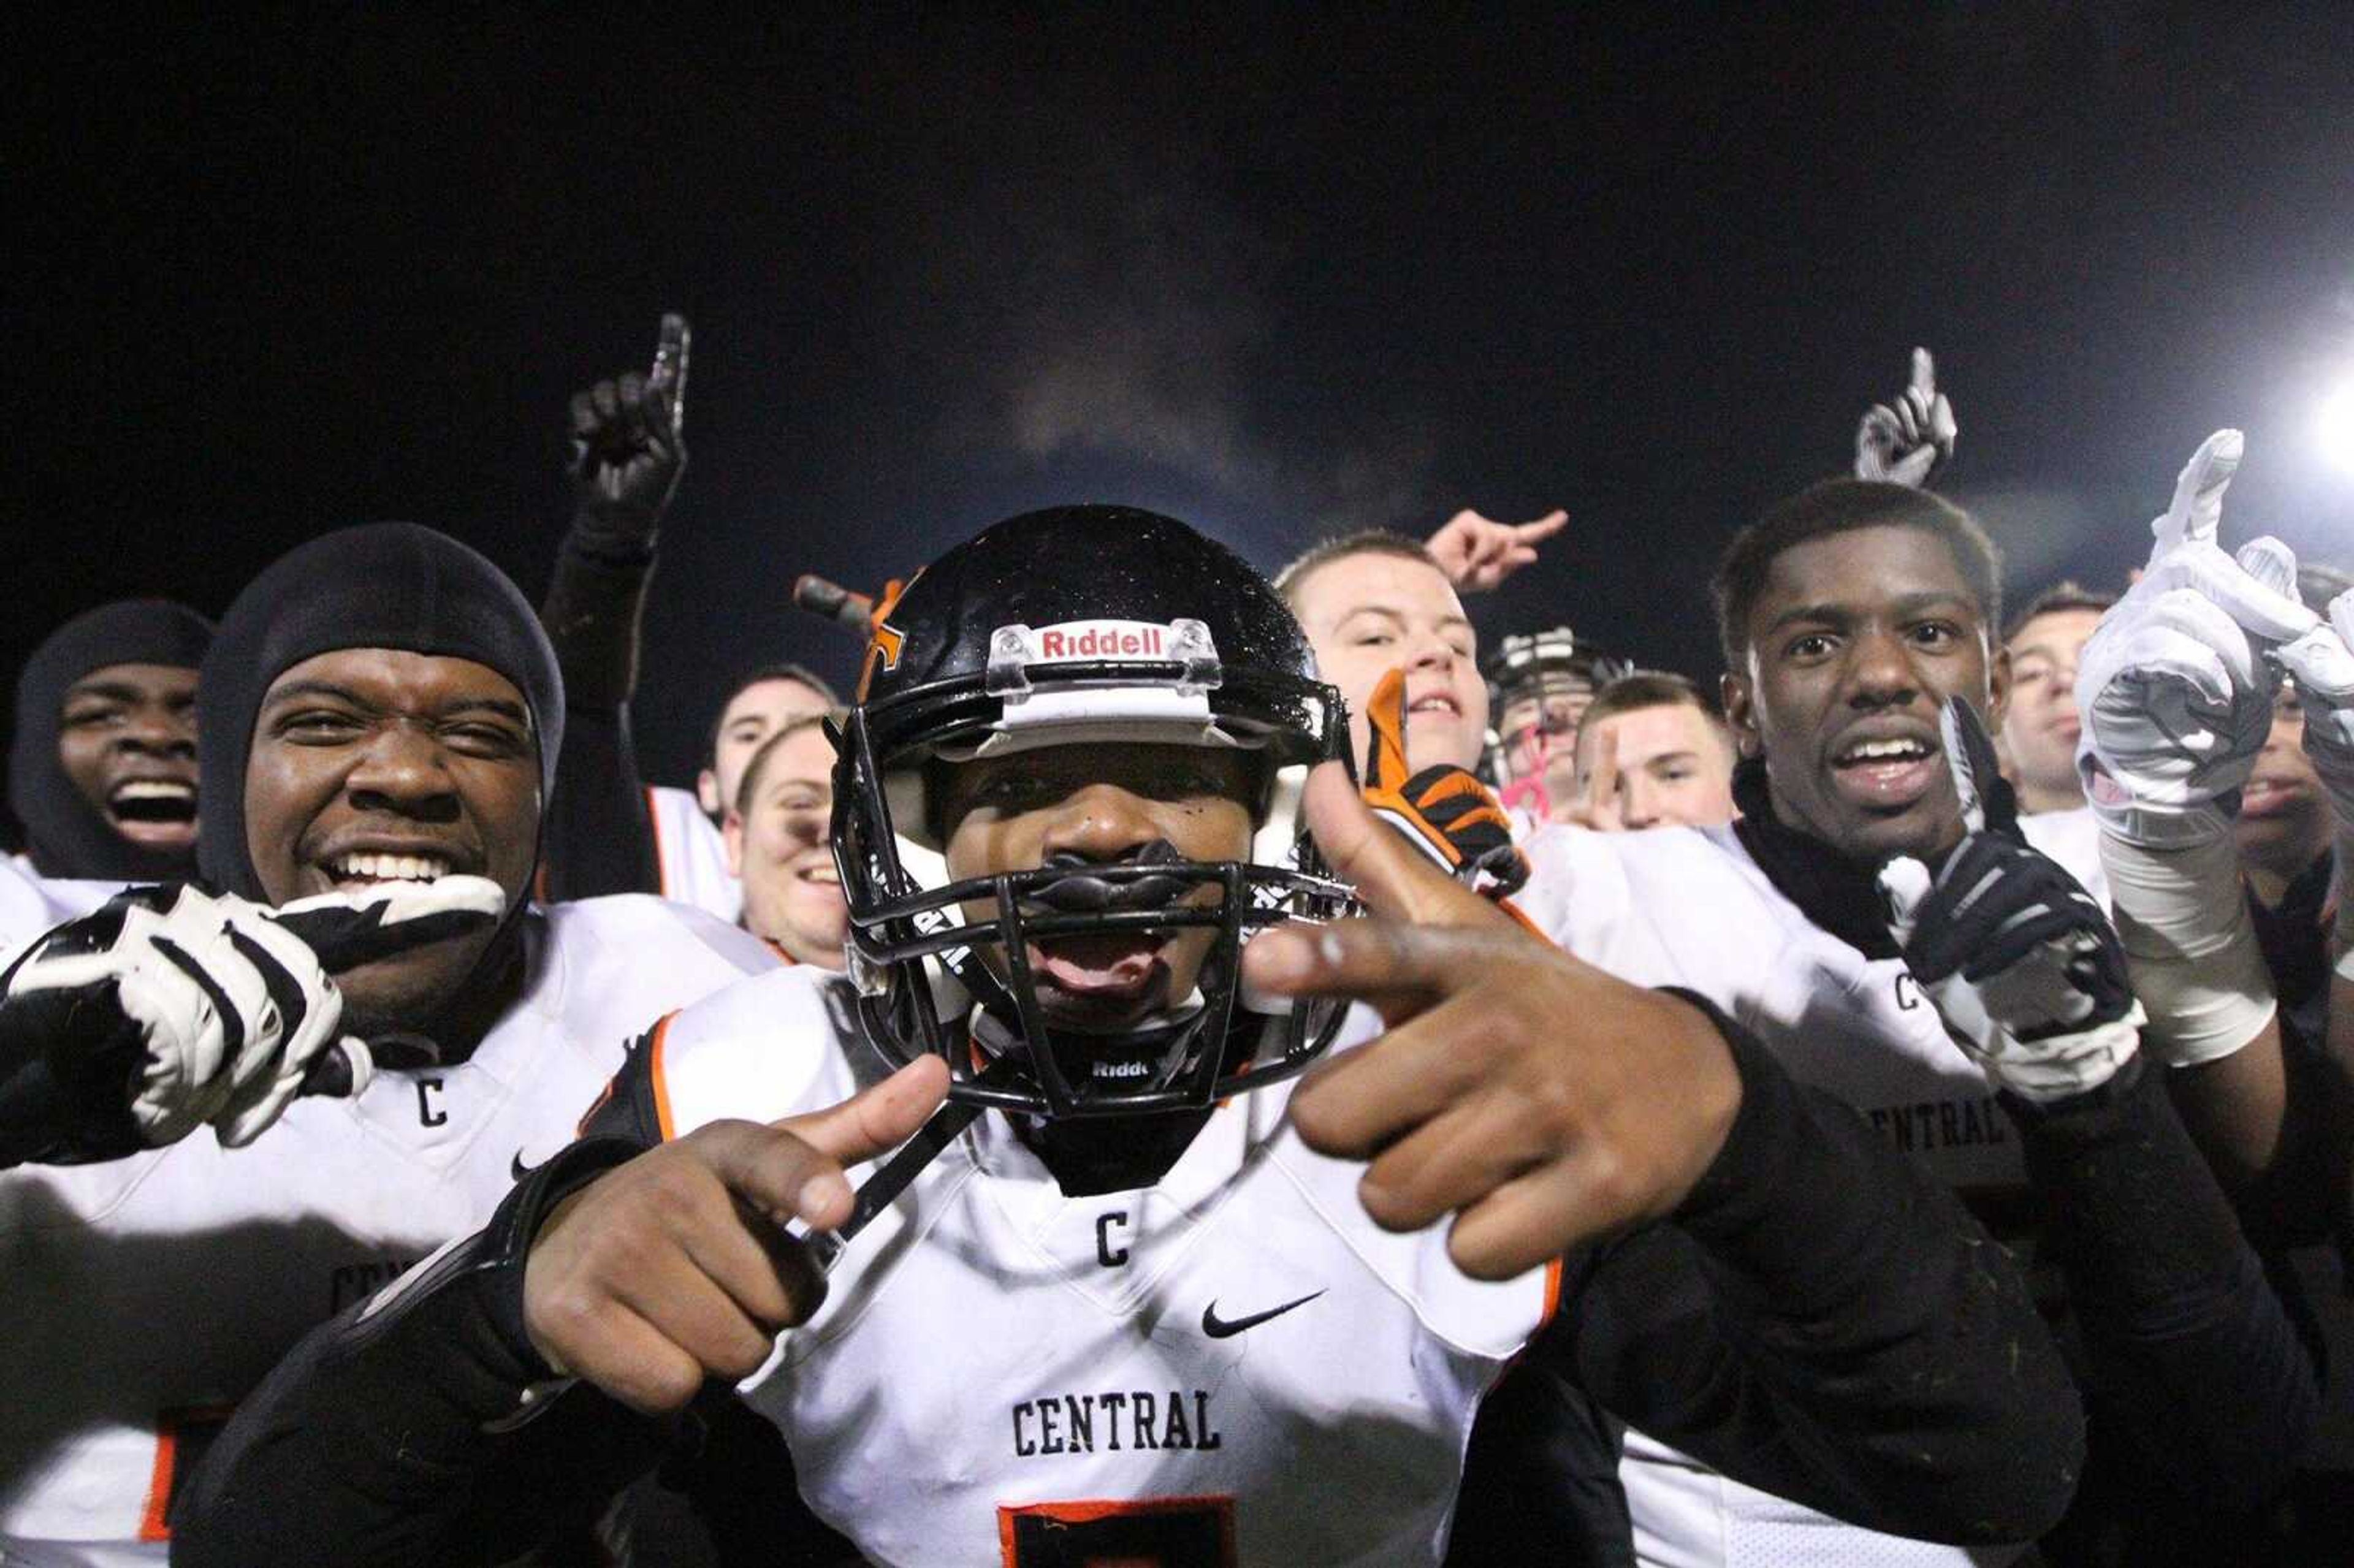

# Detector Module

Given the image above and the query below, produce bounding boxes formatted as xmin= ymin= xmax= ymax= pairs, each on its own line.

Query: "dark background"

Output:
xmin=11 ymin=4 xmax=2354 ymax=789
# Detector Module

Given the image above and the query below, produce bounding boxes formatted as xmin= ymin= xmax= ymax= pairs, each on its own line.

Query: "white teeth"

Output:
xmin=801 ymin=865 xmax=840 ymax=885
xmin=1844 ymin=739 xmax=1927 ymax=763
xmin=114 ymin=780 xmax=194 ymax=801
xmin=329 ymin=851 xmax=451 ymax=883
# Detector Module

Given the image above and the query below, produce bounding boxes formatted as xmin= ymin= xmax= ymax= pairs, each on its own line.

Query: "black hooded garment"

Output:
xmin=8 ymin=599 xmax=214 ymax=881
xmin=196 ymin=522 xmax=565 ymax=902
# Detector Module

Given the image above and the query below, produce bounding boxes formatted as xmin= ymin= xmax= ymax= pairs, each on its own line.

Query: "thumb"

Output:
xmin=775 ymin=1055 xmax=949 ymax=1164
xmin=1878 ymin=856 xmax=1931 ymax=950
xmin=1362 ymin=668 xmax=1412 ymax=795
xmin=706 ymin=1059 xmax=950 ymax=1233
xmin=1303 ymin=759 xmax=1501 ymax=929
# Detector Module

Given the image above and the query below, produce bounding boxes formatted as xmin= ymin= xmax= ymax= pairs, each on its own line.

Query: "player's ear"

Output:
xmin=1984 ymin=639 xmax=2014 ymax=731
xmin=697 ymin=768 xmax=722 ymax=816
xmin=1720 ymin=670 xmax=1762 ymax=760
xmin=722 ymin=809 xmax=746 ymax=877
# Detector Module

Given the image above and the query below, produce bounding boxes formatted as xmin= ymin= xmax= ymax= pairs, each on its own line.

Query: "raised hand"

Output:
xmin=1244 ymin=763 xmax=1740 ymax=1279
xmin=1358 ymin=668 xmax=1528 ymax=896
xmin=568 ymin=313 xmax=691 ymax=549
xmin=1880 ymin=701 xmax=2141 ymax=1102
xmin=2075 ymin=431 xmax=2317 ymax=848
xmin=1 ymin=877 xmax=506 ymax=1159
xmin=1426 ymin=507 xmax=1568 ymax=594
xmin=520 ymin=1057 xmax=948 ymax=1414
xmin=1854 ymin=347 xmax=1958 ymax=487
xmin=1549 ymin=723 xmax=1622 ymax=830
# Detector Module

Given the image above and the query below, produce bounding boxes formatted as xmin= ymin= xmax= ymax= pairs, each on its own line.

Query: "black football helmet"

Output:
xmin=834 ymin=505 xmax=1355 ymax=1120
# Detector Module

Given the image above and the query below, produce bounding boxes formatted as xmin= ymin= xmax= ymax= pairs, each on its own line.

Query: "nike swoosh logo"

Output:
xmin=1201 ymin=1290 xmax=1324 ymax=1339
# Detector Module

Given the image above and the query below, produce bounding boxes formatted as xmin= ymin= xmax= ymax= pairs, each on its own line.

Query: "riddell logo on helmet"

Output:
xmin=1033 ymin=622 xmax=1171 ymax=660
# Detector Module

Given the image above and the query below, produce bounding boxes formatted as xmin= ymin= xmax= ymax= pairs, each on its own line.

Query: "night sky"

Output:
xmin=13 ymin=4 xmax=2354 ymax=788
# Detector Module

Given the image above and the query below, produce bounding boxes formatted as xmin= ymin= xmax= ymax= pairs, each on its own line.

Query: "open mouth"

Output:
xmin=794 ymin=861 xmax=841 ymax=887
xmin=108 ymin=778 xmax=197 ymax=824
xmin=1830 ymin=734 xmax=1939 ymax=810
xmin=1031 ymin=932 xmax=1165 ymax=1000
xmin=321 ymin=849 xmax=458 ymax=889
xmin=1408 ymin=692 xmax=1461 ymax=720
xmin=2239 ymin=777 xmax=2301 ymax=817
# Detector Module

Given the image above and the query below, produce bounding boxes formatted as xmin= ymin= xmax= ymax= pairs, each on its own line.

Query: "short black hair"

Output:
xmin=1711 ymin=480 xmax=2002 ymax=667
xmin=2002 ymin=580 xmax=2114 ymax=645
xmin=705 ymin=662 xmax=841 ymax=767
xmin=1273 ymin=530 xmax=1441 ymax=606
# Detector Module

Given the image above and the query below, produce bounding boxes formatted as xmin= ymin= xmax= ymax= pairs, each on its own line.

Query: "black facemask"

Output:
xmin=9 ymin=600 xmax=213 ymax=881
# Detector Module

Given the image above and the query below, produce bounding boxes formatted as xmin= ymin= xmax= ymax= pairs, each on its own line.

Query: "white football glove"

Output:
xmin=1880 ymin=700 xmax=2143 ymax=1103
xmin=4 ymin=877 xmax=504 ymax=1149
xmin=1854 ymin=346 xmax=1957 ymax=488
xmin=2074 ymin=430 xmax=2317 ymax=849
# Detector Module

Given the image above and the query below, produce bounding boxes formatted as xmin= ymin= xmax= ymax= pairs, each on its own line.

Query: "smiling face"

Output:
xmin=2002 ymin=606 xmax=2101 ymax=812
xmin=1724 ymin=525 xmax=2007 ymax=862
xmin=698 ymin=677 xmax=834 ymax=818
xmin=1290 ymin=552 xmax=1488 ymax=774
xmin=244 ymin=649 xmax=541 ymax=1031
xmin=56 ymin=662 xmax=201 ymax=856
xmin=935 ymin=743 xmax=1260 ymax=1037
xmin=726 ymin=723 xmax=847 ymax=969
xmin=2235 ymin=683 xmax=2331 ymax=888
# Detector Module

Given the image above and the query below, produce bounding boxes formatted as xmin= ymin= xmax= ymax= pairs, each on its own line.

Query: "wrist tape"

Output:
xmin=2099 ymin=829 xmax=2275 ymax=1067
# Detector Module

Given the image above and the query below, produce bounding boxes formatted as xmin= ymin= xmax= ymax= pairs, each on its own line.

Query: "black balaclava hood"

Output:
xmin=197 ymin=523 xmax=565 ymax=902
xmin=9 ymin=599 xmax=215 ymax=880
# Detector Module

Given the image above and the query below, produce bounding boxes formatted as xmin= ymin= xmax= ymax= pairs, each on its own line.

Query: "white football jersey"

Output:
xmin=646 ymin=782 xmax=742 ymax=924
xmin=0 ymin=860 xmax=120 ymax=966
xmin=646 ymin=969 xmax=1558 ymax=1567
xmin=1514 ymin=818 xmax=2103 ymax=1568
xmin=0 ymin=895 xmax=776 ymax=1565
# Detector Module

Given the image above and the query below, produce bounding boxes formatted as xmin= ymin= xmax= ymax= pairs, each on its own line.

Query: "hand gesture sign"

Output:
xmin=1548 ymin=724 xmax=1621 ymax=830
xmin=1426 ymin=508 xmax=1569 ymax=594
xmin=1854 ymin=348 xmax=1957 ymax=488
xmin=1244 ymin=763 xmax=1741 ymax=1279
xmin=521 ymin=1056 xmax=950 ymax=1414
xmin=2074 ymin=430 xmax=2316 ymax=848
xmin=568 ymin=313 xmax=691 ymax=547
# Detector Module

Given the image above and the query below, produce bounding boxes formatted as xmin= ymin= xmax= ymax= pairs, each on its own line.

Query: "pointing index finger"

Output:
xmin=2154 ymin=428 xmax=2243 ymax=553
xmin=1909 ymin=346 xmax=1936 ymax=401
xmin=650 ymin=313 xmax=691 ymax=435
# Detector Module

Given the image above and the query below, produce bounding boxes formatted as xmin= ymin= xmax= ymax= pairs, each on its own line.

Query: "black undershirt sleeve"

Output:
xmin=537 ymin=535 xmax=665 ymax=902
xmin=1534 ymin=991 xmax=2086 ymax=1548
xmin=2007 ymin=1053 xmax=2322 ymax=1510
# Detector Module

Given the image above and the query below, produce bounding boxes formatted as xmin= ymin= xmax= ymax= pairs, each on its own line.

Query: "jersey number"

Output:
xmin=999 ymin=1494 xmax=1235 ymax=1567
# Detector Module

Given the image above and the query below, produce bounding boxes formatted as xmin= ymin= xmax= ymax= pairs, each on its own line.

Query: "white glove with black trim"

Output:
xmin=2 ymin=877 xmax=503 ymax=1151
xmin=2075 ymin=429 xmax=2317 ymax=849
xmin=1853 ymin=347 xmax=1957 ymax=488
xmin=1881 ymin=699 xmax=2143 ymax=1103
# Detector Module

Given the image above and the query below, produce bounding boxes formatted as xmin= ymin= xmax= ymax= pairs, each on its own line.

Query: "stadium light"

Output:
xmin=2322 ymin=379 xmax=2354 ymax=474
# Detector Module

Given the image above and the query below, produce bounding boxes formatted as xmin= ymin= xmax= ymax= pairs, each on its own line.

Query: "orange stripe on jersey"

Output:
xmin=137 ymin=1425 xmax=176 ymax=1541
xmin=762 ymin=939 xmax=798 ymax=966
xmin=1539 ymin=1254 xmax=1565 ymax=1330
xmin=648 ymin=1012 xmax=681 ymax=1143
xmin=139 ymin=1404 xmax=237 ymax=1541
xmin=997 ymin=1494 xmax=1236 ymax=1567
xmin=645 ymin=785 xmax=672 ymax=897
xmin=1496 ymin=897 xmax=1550 ymax=943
